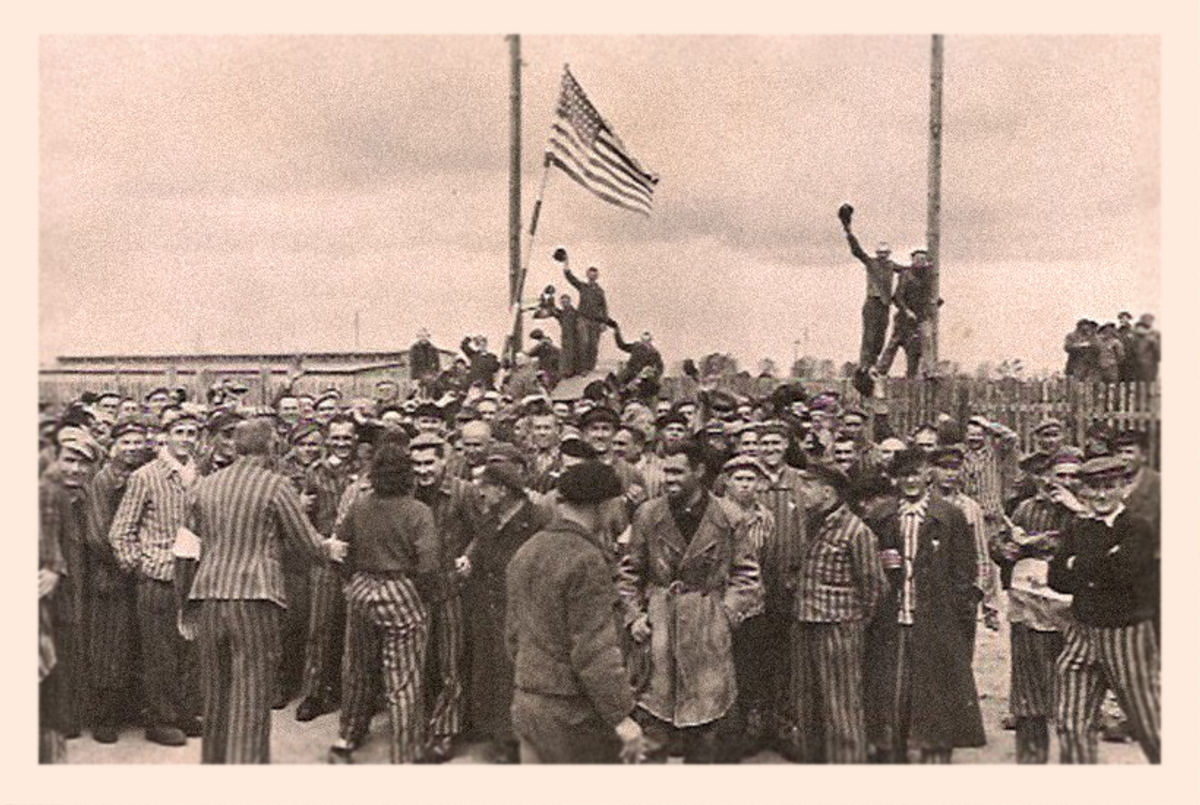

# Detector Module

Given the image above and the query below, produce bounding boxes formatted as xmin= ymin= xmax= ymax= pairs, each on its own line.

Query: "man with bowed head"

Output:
xmin=506 ymin=460 xmax=645 ymax=763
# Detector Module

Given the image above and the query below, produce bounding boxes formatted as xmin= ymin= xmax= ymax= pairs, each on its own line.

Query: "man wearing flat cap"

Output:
xmin=85 ymin=419 xmax=152 ymax=743
xmin=40 ymin=430 xmax=103 ymax=745
xmin=991 ymin=450 xmax=1084 ymax=763
xmin=792 ymin=461 xmax=887 ymax=763
xmin=617 ymin=440 xmax=763 ymax=763
xmin=1113 ymin=429 xmax=1159 ymax=536
xmin=527 ymin=328 xmax=562 ymax=389
xmin=862 ymin=447 xmax=985 ymax=763
xmin=506 ymin=461 xmax=645 ymax=763
xmin=1049 ymin=456 xmax=1160 ymax=764
xmin=108 ymin=406 xmax=203 ymax=747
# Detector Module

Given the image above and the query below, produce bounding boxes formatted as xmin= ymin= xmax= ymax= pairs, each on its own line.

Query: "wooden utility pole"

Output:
xmin=507 ymin=34 xmax=522 ymax=357
xmin=925 ymin=34 xmax=944 ymax=377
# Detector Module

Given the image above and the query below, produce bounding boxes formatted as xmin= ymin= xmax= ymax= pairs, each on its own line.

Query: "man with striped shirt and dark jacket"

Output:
xmin=108 ymin=408 xmax=204 ymax=747
xmin=181 ymin=418 xmax=343 ymax=764
xmin=1049 ymin=455 xmax=1160 ymax=764
xmin=792 ymin=461 xmax=887 ymax=763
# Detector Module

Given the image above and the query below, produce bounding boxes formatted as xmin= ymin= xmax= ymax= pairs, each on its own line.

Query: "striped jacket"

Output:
xmin=108 ymin=453 xmax=195 ymax=582
xmin=962 ymin=436 xmax=1018 ymax=519
xmin=757 ymin=464 xmax=808 ymax=611
xmin=941 ymin=490 xmax=1002 ymax=614
xmin=794 ymin=503 xmax=886 ymax=623
xmin=186 ymin=455 xmax=328 ymax=606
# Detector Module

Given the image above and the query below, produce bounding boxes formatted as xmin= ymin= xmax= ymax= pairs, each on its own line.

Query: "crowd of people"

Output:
xmin=1063 ymin=312 xmax=1161 ymax=383
xmin=38 ymin=347 xmax=1160 ymax=765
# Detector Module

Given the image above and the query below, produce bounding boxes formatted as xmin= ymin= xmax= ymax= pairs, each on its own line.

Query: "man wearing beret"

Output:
xmin=793 ymin=462 xmax=887 ymax=763
xmin=85 ymin=419 xmax=153 ymax=743
xmin=40 ymin=430 xmax=103 ymax=743
xmin=617 ymin=440 xmax=763 ymax=763
xmin=108 ymin=408 xmax=203 ymax=746
xmin=1049 ymin=456 xmax=1160 ymax=764
xmin=862 ymin=448 xmax=985 ymax=763
xmin=991 ymin=451 xmax=1084 ymax=763
xmin=506 ymin=461 xmax=646 ymax=763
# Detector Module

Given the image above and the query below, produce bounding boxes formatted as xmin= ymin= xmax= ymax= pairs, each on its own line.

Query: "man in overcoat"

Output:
xmin=506 ymin=461 xmax=645 ymax=763
xmin=863 ymin=447 xmax=985 ymax=763
xmin=617 ymin=440 xmax=763 ymax=763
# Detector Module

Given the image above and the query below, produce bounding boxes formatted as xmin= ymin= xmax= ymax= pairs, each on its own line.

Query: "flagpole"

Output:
xmin=510 ymin=161 xmax=552 ymax=356
xmin=925 ymin=34 xmax=944 ymax=378
xmin=506 ymin=34 xmax=523 ymax=361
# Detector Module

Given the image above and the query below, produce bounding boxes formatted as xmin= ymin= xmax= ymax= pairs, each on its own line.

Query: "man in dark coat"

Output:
xmin=409 ymin=329 xmax=442 ymax=384
xmin=526 ymin=328 xmax=562 ymax=388
xmin=460 ymin=335 xmax=501 ymax=390
xmin=463 ymin=460 xmax=554 ymax=762
xmin=506 ymin=461 xmax=645 ymax=763
xmin=551 ymin=294 xmax=580 ymax=379
xmin=561 ymin=252 xmax=610 ymax=374
xmin=612 ymin=322 xmax=665 ymax=386
xmin=863 ymin=448 xmax=985 ymax=763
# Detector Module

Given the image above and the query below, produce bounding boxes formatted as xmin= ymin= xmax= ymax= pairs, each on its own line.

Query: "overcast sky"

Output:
xmin=39 ymin=35 xmax=1159 ymax=373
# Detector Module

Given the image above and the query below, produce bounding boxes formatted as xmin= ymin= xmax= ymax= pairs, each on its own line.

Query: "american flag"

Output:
xmin=545 ymin=66 xmax=659 ymax=217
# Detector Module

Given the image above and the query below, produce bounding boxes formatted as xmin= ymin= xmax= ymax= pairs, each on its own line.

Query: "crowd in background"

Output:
xmin=1063 ymin=312 xmax=1160 ymax=383
xmin=38 ymin=333 xmax=1160 ymax=765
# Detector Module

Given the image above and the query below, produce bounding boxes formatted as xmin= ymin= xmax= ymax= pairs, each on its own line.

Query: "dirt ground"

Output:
xmin=67 ymin=617 xmax=1146 ymax=765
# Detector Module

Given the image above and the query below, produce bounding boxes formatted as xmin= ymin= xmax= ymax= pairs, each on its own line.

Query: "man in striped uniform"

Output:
xmin=295 ymin=415 xmax=358 ymax=721
xmin=183 ymin=418 xmax=342 ymax=763
xmin=1049 ymin=455 xmax=1160 ymax=764
xmin=719 ymin=455 xmax=774 ymax=760
xmin=792 ymin=461 xmax=887 ymax=763
xmin=410 ymin=433 xmax=485 ymax=762
xmin=930 ymin=445 xmax=1003 ymax=640
xmin=108 ymin=408 xmax=204 ymax=747
xmin=753 ymin=422 xmax=808 ymax=758
xmin=85 ymin=419 xmax=151 ymax=744
xmin=961 ymin=415 xmax=1019 ymax=539
xmin=992 ymin=451 xmax=1083 ymax=763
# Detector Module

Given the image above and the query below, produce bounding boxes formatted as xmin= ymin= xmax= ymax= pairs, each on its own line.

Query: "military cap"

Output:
xmin=722 ymin=454 xmax=768 ymax=478
xmin=288 ymin=420 xmax=325 ymax=444
xmin=703 ymin=420 xmax=726 ymax=436
xmin=579 ymin=406 xmax=621 ymax=430
xmin=1079 ymin=455 xmax=1130 ymax=483
xmin=758 ymin=421 xmax=791 ymax=441
xmin=808 ymin=393 xmax=838 ymax=412
xmin=931 ymin=444 xmax=966 ymax=468
xmin=557 ymin=461 xmax=623 ymax=505
xmin=529 ymin=328 xmax=545 ymax=340
xmin=1032 ymin=417 xmax=1064 ymax=434
xmin=409 ymin=432 xmax=447 ymax=452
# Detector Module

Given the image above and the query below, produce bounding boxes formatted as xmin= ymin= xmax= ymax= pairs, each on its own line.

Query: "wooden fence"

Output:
xmin=663 ymin=375 xmax=1161 ymax=469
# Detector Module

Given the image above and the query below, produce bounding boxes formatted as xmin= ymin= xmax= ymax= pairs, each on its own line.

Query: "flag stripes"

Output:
xmin=545 ymin=66 xmax=658 ymax=216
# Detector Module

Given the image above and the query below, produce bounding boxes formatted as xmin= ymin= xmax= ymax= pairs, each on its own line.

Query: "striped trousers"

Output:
xmin=137 ymin=577 xmax=199 ymax=728
xmin=301 ymin=565 xmax=346 ymax=703
xmin=425 ymin=593 xmax=465 ymax=740
xmin=343 ymin=573 xmax=429 ymax=763
xmin=1009 ymin=624 xmax=1064 ymax=764
xmin=198 ymin=600 xmax=281 ymax=764
xmin=793 ymin=620 xmax=868 ymax=763
xmin=1054 ymin=620 xmax=1160 ymax=764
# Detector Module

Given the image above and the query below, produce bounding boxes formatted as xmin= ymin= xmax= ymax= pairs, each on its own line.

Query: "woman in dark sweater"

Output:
xmin=333 ymin=444 xmax=439 ymax=764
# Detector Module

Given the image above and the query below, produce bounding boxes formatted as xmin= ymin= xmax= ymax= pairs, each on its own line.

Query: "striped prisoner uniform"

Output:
xmin=39 ymin=476 xmax=89 ymax=738
xmin=414 ymin=474 xmax=484 ymax=744
xmin=40 ymin=488 xmax=68 ymax=763
xmin=337 ymin=492 xmax=439 ymax=763
xmin=942 ymin=490 xmax=1002 ymax=629
xmin=993 ymin=494 xmax=1076 ymax=763
xmin=108 ymin=451 xmax=201 ymax=733
xmin=299 ymin=458 xmax=355 ymax=705
xmin=792 ymin=503 xmax=886 ymax=763
xmin=1049 ymin=505 xmax=1160 ymax=764
xmin=753 ymin=464 xmax=808 ymax=744
xmin=85 ymin=461 xmax=141 ymax=732
xmin=187 ymin=454 xmax=328 ymax=763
